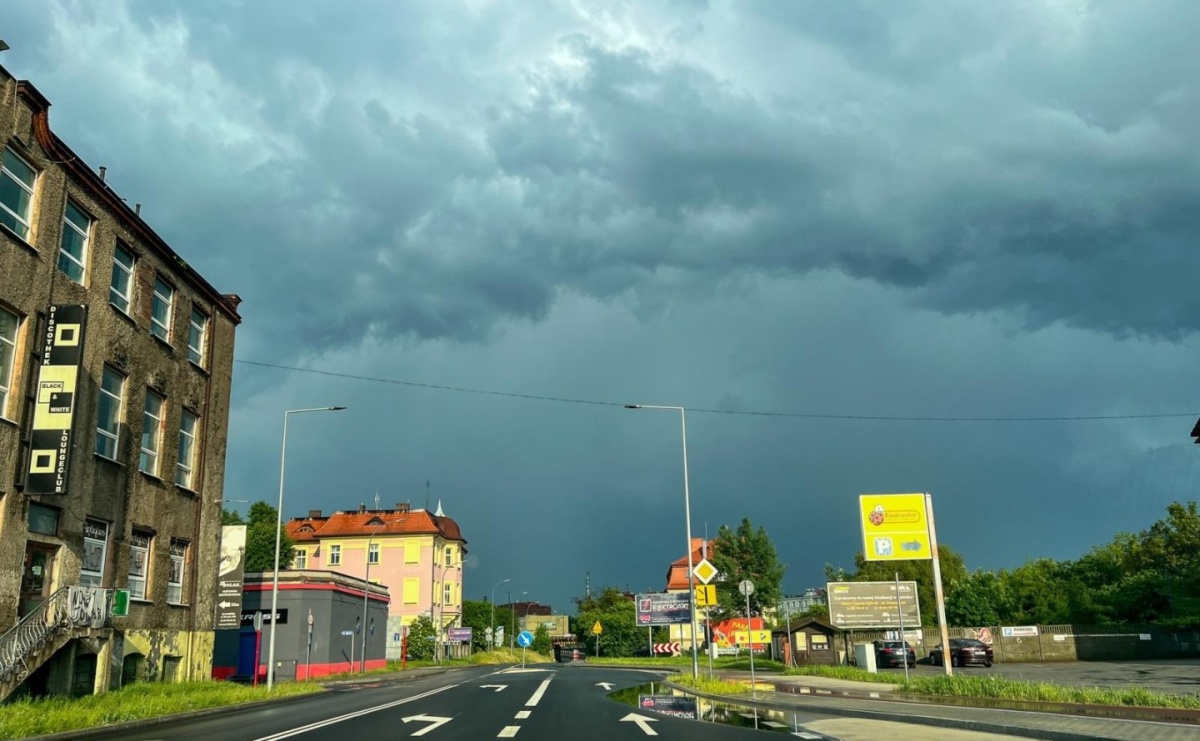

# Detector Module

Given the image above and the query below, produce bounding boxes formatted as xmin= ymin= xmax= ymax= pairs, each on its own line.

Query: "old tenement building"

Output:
xmin=0 ymin=64 xmax=241 ymax=698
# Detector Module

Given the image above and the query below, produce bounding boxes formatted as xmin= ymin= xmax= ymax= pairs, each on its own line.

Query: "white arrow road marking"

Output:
xmin=402 ymin=715 xmax=453 ymax=737
xmin=252 ymin=684 xmax=457 ymax=741
xmin=480 ymin=684 xmax=508 ymax=692
xmin=596 ymin=682 xmax=615 ymax=690
xmin=620 ymin=713 xmax=659 ymax=736
xmin=525 ymin=678 xmax=552 ymax=707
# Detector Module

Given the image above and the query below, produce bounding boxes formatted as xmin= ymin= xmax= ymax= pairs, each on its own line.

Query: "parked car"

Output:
xmin=872 ymin=640 xmax=916 ymax=668
xmin=929 ymin=638 xmax=993 ymax=667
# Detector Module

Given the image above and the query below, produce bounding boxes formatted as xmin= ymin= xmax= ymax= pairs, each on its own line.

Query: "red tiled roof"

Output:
xmin=665 ymin=538 xmax=714 ymax=590
xmin=285 ymin=509 xmax=466 ymax=544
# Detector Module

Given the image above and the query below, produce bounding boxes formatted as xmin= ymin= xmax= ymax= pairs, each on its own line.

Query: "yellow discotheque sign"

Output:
xmin=859 ymin=493 xmax=931 ymax=561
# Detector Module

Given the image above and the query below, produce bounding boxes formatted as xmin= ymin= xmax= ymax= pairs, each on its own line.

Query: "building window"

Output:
xmin=187 ymin=307 xmax=207 ymax=365
xmin=150 ymin=278 xmax=173 ymax=341
xmin=403 ymin=578 xmax=419 ymax=604
xmin=368 ymin=543 xmax=380 ymax=565
xmin=139 ymin=390 xmax=164 ymax=475
xmin=0 ymin=307 xmax=17 ymax=417
xmin=28 ymin=503 xmax=59 ymax=536
xmin=443 ymin=582 xmax=452 ymax=605
xmin=328 ymin=544 xmax=341 ymax=565
xmin=80 ymin=519 xmax=109 ymax=588
xmin=110 ymin=244 xmax=136 ymax=313
xmin=444 ymin=546 xmax=453 ymax=565
xmin=0 ymin=147 xmax=36 ymax=240
xmin=128 ymin=531 xmax=151 ymax=600
xmin=404 ymin=540 xmax=419 ymax=564
xmin=175 ymin=410 xmax=198 ymax=488
xmin=294 ymin=549 xmax=307 ymax=569
xmin=95 ymin=366 xmax=124 ymax=459
xmin=167 ymin=539 xmax=187 ymax=604
xmin=58 ymin=200 xmax=91 ymax=283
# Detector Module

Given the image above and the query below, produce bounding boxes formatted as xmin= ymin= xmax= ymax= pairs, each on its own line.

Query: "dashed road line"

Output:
xmin=515 ymin=710 xmax=531 ymax=719
xmin=525 ymin=678 xmax=552 ymax=707
xmin=498 ymin=726 xmax=521 ymax=737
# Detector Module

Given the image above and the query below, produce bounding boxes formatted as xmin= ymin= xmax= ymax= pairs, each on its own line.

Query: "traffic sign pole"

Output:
xmin=926 ymin=493 xmax=953 ymax=677
xmin=896 ymin=571 xmax=909 ymax=683
xmin=739 ymin=579 xmax=756 ymax=696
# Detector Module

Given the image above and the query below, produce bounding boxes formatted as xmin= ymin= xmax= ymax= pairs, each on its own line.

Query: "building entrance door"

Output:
xmin=20 ymin=542 xmax=58 ymax=617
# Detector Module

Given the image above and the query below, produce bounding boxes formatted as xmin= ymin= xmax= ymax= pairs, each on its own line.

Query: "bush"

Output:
xmin=406 ymin=615 xmax=436 ymax=661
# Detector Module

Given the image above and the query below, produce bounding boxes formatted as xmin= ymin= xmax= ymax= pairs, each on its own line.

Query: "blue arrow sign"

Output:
xmin=517 ymin=630 xmax=534 ymax=648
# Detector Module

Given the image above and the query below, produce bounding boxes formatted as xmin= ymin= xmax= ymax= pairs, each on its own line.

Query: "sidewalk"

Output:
xmin=685 ymin=672 xmax=1200 ymax=741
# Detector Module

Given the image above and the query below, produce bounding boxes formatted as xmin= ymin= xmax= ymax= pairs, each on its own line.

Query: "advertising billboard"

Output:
xmin=635 ymin=592 xmax=691 ymax=626
xmin=215 ymin=525 xmax=247 ymax=630
xmin=827 ymin=580 xmax=921 ymax=629
xmin=25 ymin=304 xmax=88 ymax=494
xmin=859 ymin=493 xmax=932 ymax=561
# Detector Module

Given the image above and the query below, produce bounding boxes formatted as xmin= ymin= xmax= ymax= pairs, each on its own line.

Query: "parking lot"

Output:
xmin=877 ymin=658 xmax=1200 ymax=695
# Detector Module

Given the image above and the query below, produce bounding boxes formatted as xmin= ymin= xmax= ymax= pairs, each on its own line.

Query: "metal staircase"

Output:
xmin=0 ymin=586 xmax=113 ymax=700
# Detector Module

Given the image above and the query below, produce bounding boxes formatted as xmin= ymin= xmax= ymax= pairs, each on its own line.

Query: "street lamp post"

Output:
xmin=510 ymin=590 xmax=527 ymax=648
xmin=626 ymin=404 xmax=700 ymax=679
xmin=489 ymin=578 xmax=510 ymax=650
xmin=266 ymin=406 xmax=346 ymax=691
xmin=360 ymin=521 xmax=383 ymax=673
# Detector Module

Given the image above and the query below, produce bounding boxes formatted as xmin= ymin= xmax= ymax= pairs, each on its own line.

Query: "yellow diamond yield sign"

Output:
xmin=692 ymin=559 xmax=717 ymax=584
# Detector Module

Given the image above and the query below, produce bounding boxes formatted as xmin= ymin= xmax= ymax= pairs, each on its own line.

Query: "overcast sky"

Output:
xmin=7 ymin=0 xmax=1200 ymax=611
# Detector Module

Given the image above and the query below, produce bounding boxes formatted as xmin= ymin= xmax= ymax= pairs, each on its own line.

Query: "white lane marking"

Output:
xmin=402 ymin=715 xmax=453 ymax=737
xmin=250 ymin=684 xmax=457 ymax=741
xmin=525 ymin=678 xmax=552 ymax=707
xmin=762 ymin=720 xmax=786 ymax=728
xmin=498 ymin=726 xmax=521 ymax=737
xmin=620 ymin=713 xmax=659 ymax=736
xmin=596 ymin=682 xmax=614 ymax=690
xmin=792 ymin=733 xmax=822 ymax=739
xmin=481 ymin=684 xmax=508 ymax=692
xmin=515 ymin=710 xmax=531 ymax=719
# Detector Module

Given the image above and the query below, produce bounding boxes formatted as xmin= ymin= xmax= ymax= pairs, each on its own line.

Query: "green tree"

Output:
xmin=221 ymin=509 xmax=244 ymax=526
xmin=244 ymin=500 xmax=296 ymax=572
xmin=996 ymin=559 xmax=1071 ymax=625
xmin=460 ymin=599 xmax=496 ymax=651
xmin=825 ymin=544 xmax=968 ymax=627
xmin=406 ymin=615 xmax=436 ymax=660
xmin=574 ymin=587 xmax=641 ymax=657
xmin=531 ymin=624 xmax=552 ymax=654
xmin=945 ymin=570 xmax=1005 ymax=626
xmin=711 ymin=519 xmax=786 ymax=618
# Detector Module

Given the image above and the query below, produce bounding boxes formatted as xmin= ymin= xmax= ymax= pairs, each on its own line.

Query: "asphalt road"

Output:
xmin=83 ymin=665 xmax=842 ymax=741
xmin=874 ymin=657 xmax=1200 ymax=695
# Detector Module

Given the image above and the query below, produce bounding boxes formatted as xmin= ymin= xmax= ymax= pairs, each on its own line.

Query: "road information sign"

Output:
xmin=517 ymin=630 xmax=534 ymax=647
xmin=859 ymin=493 xmax=932 ymax=561
xmin=692 ymin=559 xmax=717 ymax=584
xmin=694 ymin=584 xmax=717 ymax=607
xmin=591 ymin=621 xmax=603 ymax=635
xmin=827 ymin=581 xmax=921 ymax=629
xmin=635 ymin=592 xmax=691 ymax=626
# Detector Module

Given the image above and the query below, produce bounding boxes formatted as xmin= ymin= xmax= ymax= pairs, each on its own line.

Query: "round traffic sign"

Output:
xmin=738 ymin=579 xmax=755 ymax=596
xmin=517 ymin=630 xmax=534 ymax=648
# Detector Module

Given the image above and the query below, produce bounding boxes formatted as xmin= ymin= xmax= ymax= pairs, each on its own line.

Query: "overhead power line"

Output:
xmin=233 ymin=359 xmax=1198 ymax=423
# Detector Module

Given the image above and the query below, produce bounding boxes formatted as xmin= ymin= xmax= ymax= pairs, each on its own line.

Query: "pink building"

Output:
xmin=286 ymin=501 xmax=466 ymax=660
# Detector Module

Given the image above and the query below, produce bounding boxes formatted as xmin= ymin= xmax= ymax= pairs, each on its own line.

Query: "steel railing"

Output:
xmin=0 ymin=586 xmax=113 ymax=684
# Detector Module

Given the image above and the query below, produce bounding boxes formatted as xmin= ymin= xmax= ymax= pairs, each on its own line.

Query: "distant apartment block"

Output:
xmin=285 ymin=501 xmax=466 ymax=660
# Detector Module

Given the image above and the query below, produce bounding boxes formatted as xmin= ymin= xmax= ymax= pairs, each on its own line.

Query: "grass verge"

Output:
xmin=468 ymin=649 xmax=553 ymax=665
xmin=781 ymin=665 xmax=905 ymax=684
xmin=589 ymin=656 xmax=784 ymax=671
xmin=666 ymin=672 xmax=750 ymax=695
xmin=0 ymin=681 xmax=321 ymax=740
xmin=899 ymin=675 xmax=1200 ymax=710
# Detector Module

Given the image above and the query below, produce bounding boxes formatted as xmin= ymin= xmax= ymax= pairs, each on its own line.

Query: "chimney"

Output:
xmin=395 ymin=502 xmax=410 ymax=512
xmin=359 ymin=503 xmax=366 ymax=514
xmin=308 ymin=509 xmax=322 ymax=519
xmin=134 ymin=203 xmax=141 ymax=216
xmin=98 ymin=166 xmax=106 ymax=181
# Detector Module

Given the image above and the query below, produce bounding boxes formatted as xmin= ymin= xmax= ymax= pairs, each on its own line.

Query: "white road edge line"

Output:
xmin=515 ymin=710 xmax=531 ymax=719
xmin=525 ymin=678 xmax=553 ymax=707
xmin=498 ymin=726 xmax=521 ymax=737
xmin=251 ymin=683 xmax=458 ymax=741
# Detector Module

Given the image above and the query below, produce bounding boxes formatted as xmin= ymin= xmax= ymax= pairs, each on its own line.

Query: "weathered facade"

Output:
xmin=0 ymin=64 xmax=241 ymax=698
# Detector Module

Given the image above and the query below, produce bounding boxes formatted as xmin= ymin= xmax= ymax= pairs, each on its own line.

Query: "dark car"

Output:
xmin=929 ymin=638 xmax=993 ymax=667
xmin=872 ymin=640 xmax=916 ymax=668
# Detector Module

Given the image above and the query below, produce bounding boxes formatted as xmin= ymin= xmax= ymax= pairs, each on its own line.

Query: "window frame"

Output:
xmin=150 ymin=278 xmax=174 ymax=342
xmin=95 ymin=366 xmax=125 ymax=460
xmin=328 ymin=544 xmax=341 ymax=566
xmin=80 ymin=519 xmax=109 ymax=588
xmin=167 ymin=539 xmax=187 ymax=605
xmin=443 ymin=581 xmax=452 ymax=605
xmin=368 ymin=542 xmax=380 ymax=565
xmin=128 ymin=531 xmax=151 ymax=600
xmin=0 ymin=147 xmax=36 ymax=241
xmin=139 ymin=390 xmax=165 ymax=475
xmin=110 ymin=243 xmax=136 ymax=314
xmin=187 ymin=307 xmax=208 ymax=365
xmin=294 ymin=549 xmax=307 ymax=569
xmin=28 ymin=503 xmax=59 ymax=536
xmin=57 ymin=199 xmax=91 ymax=283
xmin=0 ymin=306 xmax=17 ymax=418
xmin=175 ymin=409 xmax=198 ymax=489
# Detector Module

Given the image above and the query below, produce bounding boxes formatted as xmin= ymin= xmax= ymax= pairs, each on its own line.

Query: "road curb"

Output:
xmin=661 ymin=680 xmax=1158 ymax=741
xmin=21 ymin=667 xmax=462 ymax=741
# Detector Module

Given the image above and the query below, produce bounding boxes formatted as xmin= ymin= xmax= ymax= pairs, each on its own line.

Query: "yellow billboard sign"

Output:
xmin=859 ymin=493 xmax=931 ymax=561
xmin=733 ymin=630 xmax=771 ymax=645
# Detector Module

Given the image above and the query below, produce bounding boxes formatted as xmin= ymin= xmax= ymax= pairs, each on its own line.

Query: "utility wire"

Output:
xmin=233 ymin=359 xmax=1198 ymax=423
